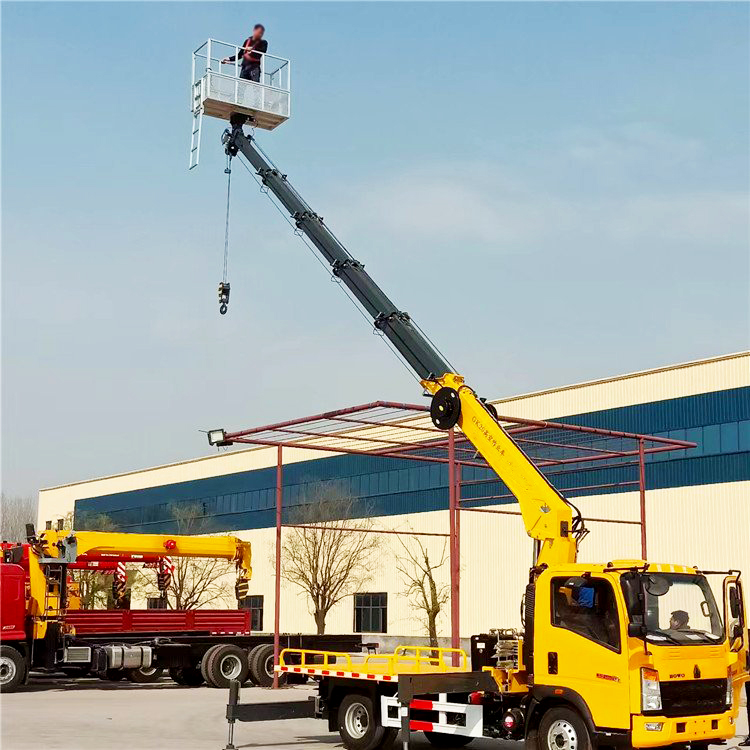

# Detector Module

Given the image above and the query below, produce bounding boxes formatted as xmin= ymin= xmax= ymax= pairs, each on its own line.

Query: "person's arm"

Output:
xmin=222 ymin=39 xmax=249 ymax=64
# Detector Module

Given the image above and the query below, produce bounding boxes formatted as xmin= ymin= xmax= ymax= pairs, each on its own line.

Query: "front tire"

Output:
xmin=423 ymin=731 xmax=473 ymax=747
xmin=0 ymin=646 xmax=26 ymax=692
xmin=538 ymin=707 xmax=592 ymax=750
xmin=337 ymin=693 xmax=395 ymax=750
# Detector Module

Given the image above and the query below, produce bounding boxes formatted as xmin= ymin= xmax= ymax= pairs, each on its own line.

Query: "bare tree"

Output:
xmin=280 ymin=487 xmax=380 ymax=634
xmin=1 ymin=493 xmax=38 ymax=542
xmin=148 ymin=503 xmax=235 ymax=610
xmin=395 ymin=537 xmax=450 ymax=649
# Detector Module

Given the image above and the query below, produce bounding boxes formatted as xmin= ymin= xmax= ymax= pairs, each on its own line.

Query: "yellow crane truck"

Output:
xmin=214 ymin=117 xmax=749 ymax=750
xmin=0 ymin=525 xmax=253 ymax=690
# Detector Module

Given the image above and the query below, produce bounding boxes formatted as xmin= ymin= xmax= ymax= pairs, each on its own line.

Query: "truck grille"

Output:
xmin=659 ymin=679 xmax=727 ymax=718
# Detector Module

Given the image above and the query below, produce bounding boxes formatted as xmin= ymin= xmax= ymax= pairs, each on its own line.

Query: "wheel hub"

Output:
xmin=547 ymin=720 xmax=577 ymax=750
xmin=220 ymin=655 xmax=243 ymax=680
xmin=0 ymin=656 xmax=16 ymax=685
xmin=344 ymin=702 xmax=369 ymax=740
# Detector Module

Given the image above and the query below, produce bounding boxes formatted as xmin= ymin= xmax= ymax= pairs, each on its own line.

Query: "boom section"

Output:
xmin=224 ymin=125 xmax=577 ymax=566
xmin=225 ymin=127 xmax=450 ymax=382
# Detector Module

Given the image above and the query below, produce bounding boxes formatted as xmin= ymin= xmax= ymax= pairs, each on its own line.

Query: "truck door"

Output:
xmin=536 ymin=573 xmax=630 ymax=731
xmin=724 ymin=574 xmax=747 ymax=703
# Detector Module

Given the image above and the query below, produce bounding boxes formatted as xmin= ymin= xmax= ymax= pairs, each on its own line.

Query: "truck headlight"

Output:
xmin=641 ymin=668 xmax=662 ymax=712
xmin=726 ymin=677 xmax=733 ymax=707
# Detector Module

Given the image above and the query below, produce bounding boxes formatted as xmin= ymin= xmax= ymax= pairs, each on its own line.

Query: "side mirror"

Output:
xmin=729 ymin=588 xmax=742 ymax=619
xmin=731 ymin=623 xmax=743 ymax=640
xmin=628 ymin=622 xmax=647 ymax=638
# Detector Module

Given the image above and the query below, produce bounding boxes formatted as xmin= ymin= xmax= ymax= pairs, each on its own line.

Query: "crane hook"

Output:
xmin=218 ymin=281 xmax=230 ymax=315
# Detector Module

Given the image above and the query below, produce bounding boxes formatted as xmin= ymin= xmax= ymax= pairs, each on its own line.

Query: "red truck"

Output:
xmin=1 ymin=534 xmax=365 ymax=691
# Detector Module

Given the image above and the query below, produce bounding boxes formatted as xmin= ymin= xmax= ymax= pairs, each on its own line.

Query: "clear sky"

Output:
xmin=2 ymin=2 xmax=748 ymax=498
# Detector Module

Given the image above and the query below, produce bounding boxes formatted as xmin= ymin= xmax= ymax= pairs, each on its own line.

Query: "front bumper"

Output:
xmin=631 ymin=712 xmax=736 ymax=748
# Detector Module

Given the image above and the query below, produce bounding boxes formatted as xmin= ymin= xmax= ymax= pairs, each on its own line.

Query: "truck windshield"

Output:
xmin=621 ymin=572 xmax=724 ymax=644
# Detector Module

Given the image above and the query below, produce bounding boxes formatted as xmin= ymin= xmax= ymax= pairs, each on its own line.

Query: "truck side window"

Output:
xmin=551 ymin=577 xmax=621 ymax=651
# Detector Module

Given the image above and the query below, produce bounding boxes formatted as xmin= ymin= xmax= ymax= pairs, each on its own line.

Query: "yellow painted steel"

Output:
xmin=26 ymin=529 xmax=252 ymax=640
xmin=277 ymin=646 xmax=468 ymax=676
xmin=422 ymin=373 xmax=576 ymax=566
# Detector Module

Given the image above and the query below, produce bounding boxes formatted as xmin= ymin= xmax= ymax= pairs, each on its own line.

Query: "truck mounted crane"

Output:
xmin=214 ymin=115 xmax=749 ymax=750
xmin=0 ymin=526 xmax=252 ymax=690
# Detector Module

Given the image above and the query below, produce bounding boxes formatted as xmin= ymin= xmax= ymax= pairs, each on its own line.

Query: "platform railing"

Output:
xmin=192 ymin=38 xmax=290 ymax=102
xmin=277 ymin=646 xmax=469 ymax=675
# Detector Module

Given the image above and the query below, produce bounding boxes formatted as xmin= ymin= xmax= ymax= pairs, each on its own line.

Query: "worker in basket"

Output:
xmin=222 ymin=24 xmax=268 ymax=83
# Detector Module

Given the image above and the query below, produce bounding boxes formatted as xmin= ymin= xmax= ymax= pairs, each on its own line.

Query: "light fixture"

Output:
xmin=207 ymin=428 xmax=231 ymax=446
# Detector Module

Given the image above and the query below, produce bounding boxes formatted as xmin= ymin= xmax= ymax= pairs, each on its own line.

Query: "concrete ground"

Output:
xmin=1 ymin=674 xmax=747 ymax=750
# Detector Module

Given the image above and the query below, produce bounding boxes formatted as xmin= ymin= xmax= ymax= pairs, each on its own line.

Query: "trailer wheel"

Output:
xmin=337 ymin=693 xmax=394 ymax=750
xmin=0 ymin=646 xmax=26 ymax=692
xmin=538 ymin=707 xmax=592 ymax=750
xmin=203 ymin=644 xmax=250 ymax=688
xmin=126 ymin=666 xmax=165 ymax=683
xmin=423 ymin=731 xmax=473 ymax=747
xmin=169 ymin=666 xmax=204 ymax=686
xmin=249 ymin=643 xmax=285 ymax=687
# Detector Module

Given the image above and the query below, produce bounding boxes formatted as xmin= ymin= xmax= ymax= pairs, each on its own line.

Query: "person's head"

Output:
xmin=252 ymin=24 xmax=265 ymax=40
xmin=670 ymin=610 xmax=689 ymax=630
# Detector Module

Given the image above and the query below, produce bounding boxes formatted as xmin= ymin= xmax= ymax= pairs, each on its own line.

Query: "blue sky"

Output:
xmin=2 ymin=2 xmax=748 ymax=497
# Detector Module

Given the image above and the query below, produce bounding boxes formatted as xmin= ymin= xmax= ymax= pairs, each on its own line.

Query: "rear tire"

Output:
xmin=249 ymin=643 xmax=279 ymax=687
xmin=203 ymin=644 xmax=250 ymax=688
xmin=423 ymin=731 xmax=473 ymax=747
xmin=538 ymin=706 xmax=592 ymax=750
xmin=0 ymin=646 xmax=26 ymax=692
xmin=337 ymin=693 xmax=393 ymax=750
xmin=126 ymin=666 xmax=164 ymax=683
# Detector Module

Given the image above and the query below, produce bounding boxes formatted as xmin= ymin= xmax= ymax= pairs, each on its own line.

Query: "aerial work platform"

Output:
xmin=190 ymin=39 xmax=290 ymax=168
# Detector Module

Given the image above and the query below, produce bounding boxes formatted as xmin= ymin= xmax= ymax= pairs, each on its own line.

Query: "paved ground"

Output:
xmin=1 ymin=675 xmax=748 ymax=750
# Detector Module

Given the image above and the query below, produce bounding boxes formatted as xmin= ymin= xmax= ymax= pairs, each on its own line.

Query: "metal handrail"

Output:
xmin=193 ymin=38 xmax=290 ymax=93
xmin=277 ymin=646 xmax=469 ymax=675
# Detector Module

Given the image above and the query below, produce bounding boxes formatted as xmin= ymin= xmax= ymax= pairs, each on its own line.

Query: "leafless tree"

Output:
xmin=1 ymin=493 xmax=38 ymax=542
xmin=395 ymin=536 xmax=450 ymax=649
xmin=280 ymin=487 xmax=380 ymax=634
xmin=151 ymin=503 xmax=235 ymax=610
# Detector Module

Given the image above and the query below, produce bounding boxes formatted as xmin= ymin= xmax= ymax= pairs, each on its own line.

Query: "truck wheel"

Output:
xmin=0 ymin=646 xmax=26 ymax=692
xmin=126 ymin=666 xmax=165 ymax=683
xmin=169 ymin=666 xmax=204 ymax=686
xmin=423 ymin=731 xmax=473 ymax=747
xmin=337 ymin=693 xmax=394 ymax=750
xmin=249 ymin=643 xmax=283 ymax=687
xmin=203 ymin=644 xmax=250 ymax=688
xmin=538 ymin=707 xmax=592 ymax=750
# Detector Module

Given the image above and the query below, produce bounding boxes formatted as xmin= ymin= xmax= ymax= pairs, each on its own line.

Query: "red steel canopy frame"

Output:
xmin=220 ymin=401 xmax=695 ymax=684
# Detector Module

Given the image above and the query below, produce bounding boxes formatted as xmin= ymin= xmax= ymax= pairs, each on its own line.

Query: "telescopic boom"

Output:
xmin=223 ymin=119 xmax=583 ymax=567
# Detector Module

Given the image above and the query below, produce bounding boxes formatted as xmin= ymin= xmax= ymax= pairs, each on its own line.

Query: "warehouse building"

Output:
xmin=38 ymin=352 xmax=750 ymax=643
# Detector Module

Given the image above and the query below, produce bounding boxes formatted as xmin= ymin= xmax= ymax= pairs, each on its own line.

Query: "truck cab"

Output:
xmin=528 ymin=562 xmax=748 ymax=749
